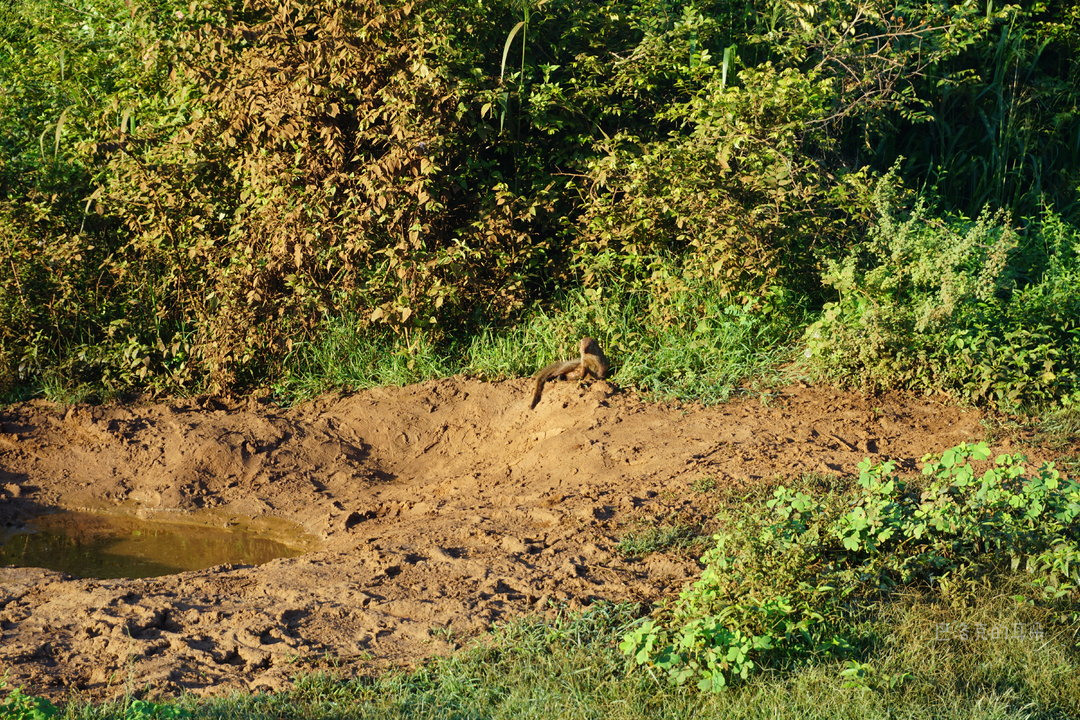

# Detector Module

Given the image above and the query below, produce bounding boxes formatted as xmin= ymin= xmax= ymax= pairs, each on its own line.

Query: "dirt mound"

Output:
xmin=0 ymin=378 xmax=1022 ymax=697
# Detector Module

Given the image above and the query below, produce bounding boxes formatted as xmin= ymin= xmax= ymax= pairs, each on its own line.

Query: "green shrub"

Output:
xmin=0 ymin=0 xmax=192 ymax=397
xmin=620 ymin=442 xmax=1080 ymax=691
xmin=0 ymin=687 xmax=58 ymax=720
xmin=805 ymin=176 xmax=1080 ymax=409
xmin=575 ymin=58 xmax=864 ymax=299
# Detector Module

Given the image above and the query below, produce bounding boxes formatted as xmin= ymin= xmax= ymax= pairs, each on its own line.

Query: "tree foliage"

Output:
xmin=1 ymin=0 xmax=1079 ymax=400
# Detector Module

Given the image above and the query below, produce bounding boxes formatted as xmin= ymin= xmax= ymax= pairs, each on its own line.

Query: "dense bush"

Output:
xmin=1 ymin=0 xmax=1079 ymax=399
xmin=621 ymin=442 xmax=1080 ymax=690
xmin=575 ymin=57 xmax=866 ymax=298
xmin=805 ymin=175 xmax=1080 ymax=410
xmin=0 ymin=0 xmax=182 ymax=395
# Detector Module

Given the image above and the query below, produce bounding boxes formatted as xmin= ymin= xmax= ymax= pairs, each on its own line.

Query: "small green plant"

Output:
xmin=0 ymin=687 xmax=59 ymax=720
xmin=838 ymin=660 xmax=911 ymax=692
xmin=428 ymin=625 xmax=460 ymax=646
xmin=621 ymin=442 xmax=1080 ymax=691
xmin=120 ymin=699 xmax=191 ymax=720
xmin=692 ymin=476 xmax=718 ymax=493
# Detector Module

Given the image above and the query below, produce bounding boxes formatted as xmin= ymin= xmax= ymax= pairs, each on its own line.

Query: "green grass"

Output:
xmin=48 ymin=582 xmax=1079 ymax=720
xmin=272 ymin=284 xmax=803 ymax=406
xmin=1038 ymin=404 xmax=1080 ymax=450
xmin=616 ymin=523 xmax=704 ymax=558
xmin=270 ymin=325 xmax=459 ymax=402
xmin=38 ymin=373 xmax=113 ymax=406
xmin=1 ymin=373 xmax=125 ymax=407
xmin=978 ymin=403 xmax=1080 ymax=454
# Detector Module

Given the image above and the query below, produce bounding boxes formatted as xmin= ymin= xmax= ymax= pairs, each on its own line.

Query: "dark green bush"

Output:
xmin=0 ymin=685 xmax=59 ymax=720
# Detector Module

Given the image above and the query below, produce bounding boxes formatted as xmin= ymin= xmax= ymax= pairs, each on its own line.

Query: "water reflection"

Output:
xmin=0 ymin=511 xmax=306 ymax=579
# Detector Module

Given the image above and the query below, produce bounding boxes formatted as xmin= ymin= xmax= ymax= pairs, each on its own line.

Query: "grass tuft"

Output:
xmin=616 ymin=523 xmax=704 ymax=558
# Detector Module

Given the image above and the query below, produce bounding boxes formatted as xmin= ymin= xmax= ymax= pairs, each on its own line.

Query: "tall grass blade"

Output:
xmin=53 ymin=106 xmax=70 ymax=159
xmin=499 ymin=20 xmax=526 ymax=133
xmin=499 ymin=21 xmax=525 ymax=84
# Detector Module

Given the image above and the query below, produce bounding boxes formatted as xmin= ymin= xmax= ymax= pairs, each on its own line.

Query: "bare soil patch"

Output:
xmin=0 ymin=378 xmax=1032 ymax=698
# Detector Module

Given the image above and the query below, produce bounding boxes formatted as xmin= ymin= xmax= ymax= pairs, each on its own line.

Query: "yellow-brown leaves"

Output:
xmin=97 ymin=0 xmax=545 ymax=388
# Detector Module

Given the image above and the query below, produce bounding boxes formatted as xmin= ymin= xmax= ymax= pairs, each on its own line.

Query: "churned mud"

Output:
xmin=0 ymin=378 xmax=1033 ymax=698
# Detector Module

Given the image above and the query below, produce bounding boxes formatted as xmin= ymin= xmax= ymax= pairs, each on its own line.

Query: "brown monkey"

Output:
xmin=530 ymin=337 xmax=609 ymax=409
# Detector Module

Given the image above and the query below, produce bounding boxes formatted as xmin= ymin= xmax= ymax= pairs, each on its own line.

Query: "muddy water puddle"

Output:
xmin=0 ymin=511 xmax=310 ymax=579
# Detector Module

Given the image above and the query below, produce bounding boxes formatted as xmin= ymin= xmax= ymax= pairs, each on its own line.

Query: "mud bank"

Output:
xmin=0 ymin=378 xmax=1016 ymax=697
